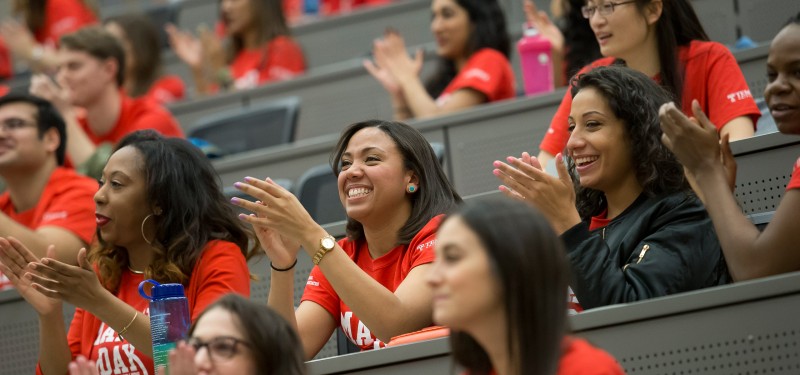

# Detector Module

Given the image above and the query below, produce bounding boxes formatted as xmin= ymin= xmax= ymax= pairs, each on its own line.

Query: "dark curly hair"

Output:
xmin=568 ymin=66 xmax=688 ymax=219
xmin=90 ymin=130 xmax=257 ymax=292
xmin=425 ymin=0 xmax=510 ymax=98
xmin=330 ymin=120 xmax=461 ymax=244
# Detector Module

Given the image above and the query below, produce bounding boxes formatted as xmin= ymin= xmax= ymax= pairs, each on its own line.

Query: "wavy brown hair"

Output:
xmin=89 ymin=130 xmax=256 ymax=292
xmin=568 ymin=66 xmax=688 ymax=219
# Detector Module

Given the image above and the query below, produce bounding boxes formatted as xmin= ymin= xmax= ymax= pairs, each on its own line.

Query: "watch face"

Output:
xmin=322 ymin=237 xmax=335 ymax=249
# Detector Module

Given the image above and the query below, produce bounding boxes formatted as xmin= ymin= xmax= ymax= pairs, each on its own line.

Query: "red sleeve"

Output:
xmin=444 ymin=49 xmax=513 ymax=102
xmin=262 ymin=37 xmax=306 ymax=83
xmin=146 ymin=76 xmax=186 ymax=105
xmin=186 ymin=240 xmax=251 ymax=321
xmin=40 ymin=0 xmax=97 ymax=46
xmin=0 ymin=85 xmax=8 ymax=97
xmin=300 ymin=239 xmax=351 ymax=318
xmin=39 ymin=174 xmax=98 ymax=244
xmin=406 ymin=215 xmax=444 ymax=269
xmin=690 ymin=42 xmax=760 ymax=131
xmin=787 ymin=157 xmax=800 ymax=191
xmin=539 ymin=59 xmax=613 ymax=156
xmin=558 ymin=337 xmax=625 ymax=375
xmin=0 ymin=38 xmax=11 ymax=79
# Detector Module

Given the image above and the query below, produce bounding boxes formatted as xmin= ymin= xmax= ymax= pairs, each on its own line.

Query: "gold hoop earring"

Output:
xmin=141 ymin=214 xmax=155 ymax=245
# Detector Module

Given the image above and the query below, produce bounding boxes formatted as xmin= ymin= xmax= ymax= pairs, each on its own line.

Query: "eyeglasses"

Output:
xmin=188 ymin=336 xmax=251 ymax=361
xmin=581 ymin=0 xmax=637 ymax=19
xmin=0 ymin=118 xmax=37 ymax=132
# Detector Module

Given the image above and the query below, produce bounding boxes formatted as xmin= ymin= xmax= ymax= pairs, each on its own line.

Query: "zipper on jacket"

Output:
xmin=602 ymin=227 xmax=606 ymax=240
xmin=623 ymin=244 xmax=650 ymax=271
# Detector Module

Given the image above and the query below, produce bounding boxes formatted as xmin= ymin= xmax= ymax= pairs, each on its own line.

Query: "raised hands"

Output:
xmin=29 ymin=73 xmax=73 ymax=114
xmin=0 ymin=237 xmax=61 ymax=316
xmin=24 ymin=247 xmax=108 ymax=312
xmin=365 ymin=29 xmax=423 ymax=95
xmin=524 ymin=0 xmax=564 ymax=54
xmin=231 ymin=177 xmax=317 ymax=267
xmin=493 ymin=152 xmax=581 ymax=234
xmin=0 ymin=19 xmax=38 ymax=61
xmin=660 ymin=100 xmax=737 ymax=193
xmin=165 ymin=24 xmax=206 ymax=70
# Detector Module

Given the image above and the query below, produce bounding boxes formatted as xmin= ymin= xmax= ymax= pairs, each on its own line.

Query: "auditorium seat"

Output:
xmin=295 ymin=164 xmax=345 ymax=225
xmin=188 ymin=96 xmax=300 ymax=157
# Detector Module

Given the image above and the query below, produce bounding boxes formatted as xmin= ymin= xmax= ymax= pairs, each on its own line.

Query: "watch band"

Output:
xmin=312 ymin=235 xmax=336 ymax=265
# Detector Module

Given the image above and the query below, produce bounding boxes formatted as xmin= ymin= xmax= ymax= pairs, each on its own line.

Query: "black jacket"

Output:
xmin=561 ymin=191 xmax=730 ymax=310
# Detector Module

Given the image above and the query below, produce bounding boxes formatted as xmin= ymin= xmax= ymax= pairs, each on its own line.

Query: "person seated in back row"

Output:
xmin=167 ymin=0 xmax=306 ymax=95
xmin=233 ymin=120 xmax=461 ymax=358
xmin=659 ymin=13 xmax=800 ymax=281
xmin=365 ymin=0 xmax=515 ymax=120
xmin=0 ymin=94 xmax=96 ymax=290
xmin=29 ymin=26 xmax=183 ymax=179
xmin=495 ymin=66 xmax=730 ymax=311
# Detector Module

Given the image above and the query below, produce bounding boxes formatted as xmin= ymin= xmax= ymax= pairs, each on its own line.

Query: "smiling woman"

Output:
xmin=232 ymin=119 xmax=461 ymax=359
xmin=494 ymin=66 xmax=729 ymax=310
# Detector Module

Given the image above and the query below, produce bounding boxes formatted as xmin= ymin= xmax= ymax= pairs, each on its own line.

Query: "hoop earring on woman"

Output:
xmin=141 ymin=214 xmax=155 ymax=245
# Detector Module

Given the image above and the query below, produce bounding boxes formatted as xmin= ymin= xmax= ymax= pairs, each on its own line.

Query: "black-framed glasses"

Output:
xmin=0 ymin=118 xmax=37 ymax=132
xmin=581 ymin=0 xmax=637 ymax=19
xmin=187 ymin=336 xmax=251 ymax=361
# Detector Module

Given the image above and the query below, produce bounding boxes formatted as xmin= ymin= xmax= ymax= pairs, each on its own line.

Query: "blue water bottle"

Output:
xmin=139 ymin=279 xmax=191 ymax=374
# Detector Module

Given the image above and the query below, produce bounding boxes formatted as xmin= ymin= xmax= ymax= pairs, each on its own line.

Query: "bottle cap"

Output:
xmin=523 ymin=22 xmax=540 ymax=37
xmin=138 ymin=279 xmax=186 ymax=300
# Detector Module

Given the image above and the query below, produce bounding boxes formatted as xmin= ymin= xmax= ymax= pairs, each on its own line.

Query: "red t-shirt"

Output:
xmin=78 ymin=93 xmax=184 ymax=145
xmin=0 ymin=85 xmax=8 ymax=97
xmin=35 ymin=240 xmax=250 ymax=375
xmin=539 ymin=40 xmax=761 ymax=156
xmin=144 ymin=75 xmax=186 ymax=106
xmin=0 ymin=38 xmax=11 ymax=79
xmin=230 ymin=36 xmax=306 ymax=90
xmin=436 ymin=48 xmax=515 ymax=106
xmin=301 ymin=215 xmax=442 ymax=351
xmin=36 ymin=0 xmax=97 ymax=48
xmin=0 ymin=167 xmax=97 ymax=290
xmin=465 ymin=337 xmax=624 ymax=375
xmin=787 ymin=157 xmax=800 ymax=191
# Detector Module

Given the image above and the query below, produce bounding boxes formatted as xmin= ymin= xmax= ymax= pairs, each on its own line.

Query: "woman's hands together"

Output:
xmin=0 ymin=237 xmax=61 ymax=316
xmin=364 ymin=29 xmax=423 ymax=96
xmin=232 ymin=177 xmax=319 ymax=268
xmin=660 ymin=100 xmax=738 ymax=194
xmin=493 ymin=152 xmax=581 ymax=234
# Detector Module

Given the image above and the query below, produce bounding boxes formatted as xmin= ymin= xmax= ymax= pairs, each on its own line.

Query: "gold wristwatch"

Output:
xmin=312 ymin=235 xmax=336 ymax=265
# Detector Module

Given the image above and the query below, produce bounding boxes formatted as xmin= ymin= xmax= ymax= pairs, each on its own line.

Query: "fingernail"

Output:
xmin=234 ymin=182 xmax=243 ymax=188
xmin=29 ymin=263 xmax=37 ymax=269
xmin=493 ymin=160 xmax=501 ymax=167
xmin=492 ymin=169 xmax=500 ymax=176
xmin=238 ymin=213 xmax=247 ymax=220
xmin=244 ymin=176 xmax=254 ymax=182
xmin=230 ymin=197 xmax=239 ymax=203
xmin=506 ymin=156 xmax=515 ymax=163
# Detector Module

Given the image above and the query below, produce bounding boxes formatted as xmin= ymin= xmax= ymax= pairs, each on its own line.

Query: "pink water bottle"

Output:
xmin=517 ymin=24 xmax=554 ymax=96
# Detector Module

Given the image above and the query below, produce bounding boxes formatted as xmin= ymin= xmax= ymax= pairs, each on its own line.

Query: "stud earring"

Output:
xmin=407 ymin=185 xmax=417 ymax=193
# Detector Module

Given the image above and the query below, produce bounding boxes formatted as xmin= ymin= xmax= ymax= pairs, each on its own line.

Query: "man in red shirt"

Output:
xmin=0 ymin=94 xmax=97 ymax=290
xmin=29 ymin=26 xmax=183 ymax=171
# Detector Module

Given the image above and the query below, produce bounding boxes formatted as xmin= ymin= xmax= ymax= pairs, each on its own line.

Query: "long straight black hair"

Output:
xmin=448 ymin=197 xmax=569 ymax=375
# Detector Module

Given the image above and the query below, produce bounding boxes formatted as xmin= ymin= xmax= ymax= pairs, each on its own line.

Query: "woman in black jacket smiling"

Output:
xmin=494 ymin=65 xmax=729 ymax=310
